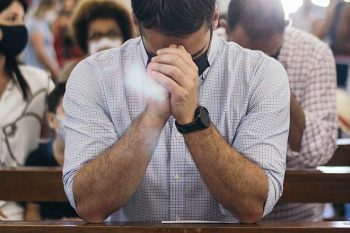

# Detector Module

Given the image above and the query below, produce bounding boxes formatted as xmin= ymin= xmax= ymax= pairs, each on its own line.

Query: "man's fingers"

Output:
xmin=157 ymin=47 xmax=192 ymax=65
xmin=0 ymin=211 xmax=8 ymax=220
xmin=149 ymin=62 xmax=188 ymax=87
xmin=150 ymin=71 xmax=183 ymax=95
xmin=151 ymin=53 xmax=188 ymax=69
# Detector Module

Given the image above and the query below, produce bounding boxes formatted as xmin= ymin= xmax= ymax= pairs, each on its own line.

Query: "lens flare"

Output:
xmin=124 ymin=63 xmax=169 ymax=102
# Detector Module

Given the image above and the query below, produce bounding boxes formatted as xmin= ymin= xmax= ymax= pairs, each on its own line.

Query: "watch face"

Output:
xmin=199 ymin=107 xmax=211 ymax=127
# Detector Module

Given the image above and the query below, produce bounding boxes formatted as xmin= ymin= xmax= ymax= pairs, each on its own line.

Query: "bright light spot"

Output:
xmin=281 ymin=0 xmax=303 ymax=17
xmin=124 ymin=63 xmax=168 ymax=102
xmin=148 ymin=77 xmax=168 ymax=101
xmin=311 ymin=0 xmax=330 ymax=7
xmin=317 ymin=166 xmax=350 ymax=174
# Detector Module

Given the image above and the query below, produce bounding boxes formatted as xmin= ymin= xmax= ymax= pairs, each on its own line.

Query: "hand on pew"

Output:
xmin=24 ymin=203 xmax=41 ymax=221
xmin=0 ymin=210 xmax=7 ymax=221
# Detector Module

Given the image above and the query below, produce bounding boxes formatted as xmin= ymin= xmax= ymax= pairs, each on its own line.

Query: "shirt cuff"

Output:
xmin=63 ymin=169 xmax=78 ymax=211
xmin=262 ymin=173 xmax=281 ymax=217
xmin=219 ymin=171 xmax=282 ymax=219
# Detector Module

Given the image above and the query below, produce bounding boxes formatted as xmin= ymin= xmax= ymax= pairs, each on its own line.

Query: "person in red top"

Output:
xmin=53 ymin=0 xmax=83 ymax=67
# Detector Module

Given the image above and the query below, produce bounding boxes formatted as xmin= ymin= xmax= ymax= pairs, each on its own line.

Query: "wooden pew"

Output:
xmin=0 ymin=167 xmax=65 ymax=202
xmin=0 ymin=167 xmax=350 ymax=203
xmin=0 ymin=221 xmax=349 ymax=233
xmin=280 ymin=167 xmax=350 ymax=203
xmin=326 ymin=139 xmax=350 ymax=166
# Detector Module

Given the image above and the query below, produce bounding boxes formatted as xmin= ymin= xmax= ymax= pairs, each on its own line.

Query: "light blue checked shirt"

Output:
xmin=63 ymin=34 xmax=290 ymax=222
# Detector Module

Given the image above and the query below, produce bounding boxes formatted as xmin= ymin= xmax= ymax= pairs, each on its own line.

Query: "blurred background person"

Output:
xmin=314 ymin=0 xmax=350 ymax=88
xmin=225 ymin=0 xmax=337 ymax=221
xmin=25 ymin=82 xmax=79 ymax=221
xmin=70 ymin=0 xmax=135 ymax=56
xmin=22 ymin=0 xmax=61 ymax=82
xmin=0 ymin=0 xmax=53 ymax=221
xmin=52 ymin=0 xmax=83 ymax=68
xmin=290 ymin=0 xmax=326 ymax=34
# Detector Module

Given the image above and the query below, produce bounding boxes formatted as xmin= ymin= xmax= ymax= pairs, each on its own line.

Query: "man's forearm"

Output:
xmin=184 ymin=125 xmax=268 ymax=223
xmin=73 ymin=112 xmax=165 ymax=223
xmin=289 ymin=95 xmax=306 ymax=152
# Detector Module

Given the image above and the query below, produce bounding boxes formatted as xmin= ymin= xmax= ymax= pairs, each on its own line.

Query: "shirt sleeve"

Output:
xmin=288 ymin=45 xmax=338 ymax=168
xmin=62 ymin=58 xmax=119 ymax=210
xmin=220 ymin=57 xmax=290 ymax=218
xmin=28 ymin=19 xmax=45 ymax=36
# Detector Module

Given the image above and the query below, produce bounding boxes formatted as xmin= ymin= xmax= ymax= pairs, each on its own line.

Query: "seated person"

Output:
xmin=63 ymin=0 xmax=290 ymax=223
xmin=25 ymin=83 xmax=78 ymax=221
xmin=337 ymin=89 xmax=350 ymax=136
xmin=225 ymin=0 xmax=338 ymax=221
xmin=0 ymin=0 xmax=54 ymax=221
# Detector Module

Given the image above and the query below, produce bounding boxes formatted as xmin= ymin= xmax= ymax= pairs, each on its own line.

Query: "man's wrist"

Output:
xmin=175 ymin=105 xmax=198 ymax=125
xmin=176 ymin=106 xmax=211 ymax=134
xmin=141 ymin=111 xmax=168 ymax=129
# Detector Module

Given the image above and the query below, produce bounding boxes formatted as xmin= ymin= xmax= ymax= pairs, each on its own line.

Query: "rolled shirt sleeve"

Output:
xmin=62 ymin=58 xmax=119 ymax=210
xmin=288 ymin=45 xmax=338 ymax=168
xmin=220 ymin=57 xmax=290 ymax=217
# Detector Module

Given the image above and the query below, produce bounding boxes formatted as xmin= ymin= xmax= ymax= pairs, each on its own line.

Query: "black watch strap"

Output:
xmin=175 ymin=106 xmax=210 ymax=134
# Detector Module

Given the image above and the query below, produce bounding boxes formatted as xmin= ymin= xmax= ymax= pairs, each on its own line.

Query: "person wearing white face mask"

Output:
xmin=71 ymin=0 xmax=135 ymax=56
xmin=88 ymin=37 xmax=123 ymax=55
xmin=22 ymin=0 xmax=61 ymax=82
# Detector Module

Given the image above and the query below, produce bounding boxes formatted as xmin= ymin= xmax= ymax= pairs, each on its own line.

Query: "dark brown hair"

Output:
xmin=227 ymin=0 xmax=286 ymax=41
xmin=132 ymin=0 xmax=216 ymax=37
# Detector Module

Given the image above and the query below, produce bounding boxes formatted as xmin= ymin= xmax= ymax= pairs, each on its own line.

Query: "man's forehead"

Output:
xmin=141 ymin=26 xmax=210 ymax=53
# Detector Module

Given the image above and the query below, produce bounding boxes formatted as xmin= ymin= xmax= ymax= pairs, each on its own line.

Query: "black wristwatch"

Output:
xmin=175 ymin=106 xmax=211 ymax=134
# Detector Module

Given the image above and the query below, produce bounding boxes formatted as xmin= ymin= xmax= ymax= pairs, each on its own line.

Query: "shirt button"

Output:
xmin=175 ymin=175 xmax=181 ymax=181
xmin=176 ymin=216 xmax=181 ymax=221
xmin=175 ymin=132 xmax=181 ymax=139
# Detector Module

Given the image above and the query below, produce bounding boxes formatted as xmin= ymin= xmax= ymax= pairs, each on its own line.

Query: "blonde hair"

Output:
xmin=33 ymin=0 xmax=57 ymax=18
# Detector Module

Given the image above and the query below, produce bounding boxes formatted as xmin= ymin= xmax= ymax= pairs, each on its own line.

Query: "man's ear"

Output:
xmin=213 ymin=4 xmax=220 ymax=30
xmin=132 ymin=13 xmax=140 ymax=36
xmin=132 ymin=13 xmax=138 ymax=26
xmin=220 ymin=18 xmax=229 ymax=33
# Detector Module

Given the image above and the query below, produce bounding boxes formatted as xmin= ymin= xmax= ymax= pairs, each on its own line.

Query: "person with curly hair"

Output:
xmin=71 ymin=0 xmax=135 ymax=55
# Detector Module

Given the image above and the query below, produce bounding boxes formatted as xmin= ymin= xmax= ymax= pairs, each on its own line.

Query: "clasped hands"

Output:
xmin=145 ymin=45 xmax=199 ymax=126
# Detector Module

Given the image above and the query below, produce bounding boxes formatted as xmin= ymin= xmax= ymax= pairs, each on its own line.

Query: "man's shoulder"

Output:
xmin=223 ymin=40 xmax=282 ymax=77
xmin=222 ymin=40 xmax=270 ymax=69
xmin=219 ymin=40 xmax=288 ymax=93
xmin=284 ymin=27 xmax=331 ymax=54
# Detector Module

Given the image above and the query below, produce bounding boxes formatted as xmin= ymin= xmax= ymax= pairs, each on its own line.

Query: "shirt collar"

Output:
xmin=139 ymin=33 xmax=220 ymax=79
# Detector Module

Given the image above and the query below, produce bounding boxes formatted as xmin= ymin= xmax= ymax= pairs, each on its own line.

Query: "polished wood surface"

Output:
xmin=0 ymin=167 xmax=65 ymax=202
xmin=0 ymin=221 xmax=349 ymax=233
xmin=279 ymin=168 xmax=350 ymax=203
xmin=0 ymin=167 xmax=350 ymax=203
xmin=327 ymin=139 xmax=350 ymax=166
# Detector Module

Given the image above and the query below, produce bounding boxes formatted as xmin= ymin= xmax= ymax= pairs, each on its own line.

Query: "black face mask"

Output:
xmin=146 ymin=49 xmax=210 ymax=76
xmin=0 ymin=25 xmax=28 ymax=57
xmin=193 ymin=51 xmax=210 ymax=76
xmin=145 ymin=29 xmax=212 ymax=77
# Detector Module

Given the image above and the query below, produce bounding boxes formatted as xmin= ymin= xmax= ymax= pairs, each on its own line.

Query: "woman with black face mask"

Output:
xmin=0 ymin=0 xmax=54 ymax=221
